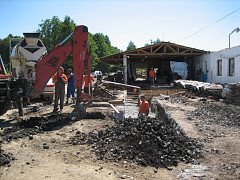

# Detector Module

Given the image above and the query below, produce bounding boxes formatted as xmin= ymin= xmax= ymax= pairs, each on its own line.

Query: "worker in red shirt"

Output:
xmin=149 ymin=67 xmax=156 ymax=85
xmin=138 ymin=94 xmax=149 ymax=116
xmin=52 ymin=66 xmax=68 ymax=112
xmin=83 ymin=71 xmax=94 ymax=96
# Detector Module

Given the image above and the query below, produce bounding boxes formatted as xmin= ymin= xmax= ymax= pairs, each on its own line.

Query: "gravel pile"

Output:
xmin=191 ymin=101 xmax=240 ymax=128
xmin=86 ymin=116 xmax=203 ymax=168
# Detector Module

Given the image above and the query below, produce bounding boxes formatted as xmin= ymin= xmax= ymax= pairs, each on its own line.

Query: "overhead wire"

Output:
xmin=181 ymin=7 xmax=240 ymax=41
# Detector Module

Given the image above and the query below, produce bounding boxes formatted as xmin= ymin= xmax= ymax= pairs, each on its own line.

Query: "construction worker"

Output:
xmin=83 ymin=71 xmax=94 ymax=96
xmin=65 ymin=68 xmax=75 ymax=105
xmin=52 ymin=67 xmax=68 ymax=112
xmin=138 ymin=94 xmax=149 ymax=116
xmin=149 ymin=67 xmax=156 ymax=85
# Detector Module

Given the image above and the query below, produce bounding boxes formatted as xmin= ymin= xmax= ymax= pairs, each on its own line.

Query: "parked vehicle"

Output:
xmin=10 ymin=33 xmax=54 ymax=101
xmin=0 ymin=25 xmax=91 ymax=116
xmin=93 ymin=71 xmax=102 ymax=78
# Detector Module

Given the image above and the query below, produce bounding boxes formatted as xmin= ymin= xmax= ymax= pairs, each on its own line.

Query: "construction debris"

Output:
xmin=94 ymin=85 xmax=117 ymax=101
xmin=85 ymin=115 xmax=203 ymax=168
xmin=174 ymin=80 xmax=223 ymax=98
xmin=222 ymin=83 xmax=240 ymax=106
xmin=0 ymin=146 xmax=13 ymax=166
xmin=1 ymin=112 xmax=106 ymax=142
xmin=191 ymin=101 xmax=240 ymax=128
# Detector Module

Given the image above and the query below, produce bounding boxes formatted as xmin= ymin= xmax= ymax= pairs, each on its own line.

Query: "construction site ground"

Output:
xmin=0 ymin=91 xmax=240 ymax=180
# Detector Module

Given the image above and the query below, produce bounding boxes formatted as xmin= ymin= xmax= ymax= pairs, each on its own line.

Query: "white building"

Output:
xmin=194 ymin=45 xmax=240 ymax=84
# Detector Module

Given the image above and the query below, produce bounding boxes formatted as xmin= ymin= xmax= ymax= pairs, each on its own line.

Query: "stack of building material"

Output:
xmin=174 ymin=80 xmax=223 ymax=98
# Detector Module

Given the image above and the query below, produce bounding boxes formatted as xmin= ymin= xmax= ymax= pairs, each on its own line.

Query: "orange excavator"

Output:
xmin=0 ymin=25 xmax=92 ymax=116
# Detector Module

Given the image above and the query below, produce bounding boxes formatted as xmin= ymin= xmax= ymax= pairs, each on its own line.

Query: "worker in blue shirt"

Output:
xmin=65 ymin=68 xmax=75 ymax=104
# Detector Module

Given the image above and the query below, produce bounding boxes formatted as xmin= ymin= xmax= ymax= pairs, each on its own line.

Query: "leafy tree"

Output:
xmin=88 ymin=33 xmax=98 ymax=70
xmin=37 ymin=16 xmax=77 ymax=70
xmin=37 ymin=16 xmax=120 ymax=72
xmin=0 ymin=34 xmax=22 ymax=71
xmin=1 ymin=15 xmax=120 ymax=73
xmin=126 ymin=41 xmax=136 ymax=51
xmin=145 ymin=38 xmax=161 ymax=46
xmin=92 ymin=33 xmax=120 ymax=73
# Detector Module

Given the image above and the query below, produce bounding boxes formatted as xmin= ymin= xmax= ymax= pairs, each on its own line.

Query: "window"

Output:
xmin=217 ymin=59 xmax=222 ymax=76
xmin=229 ymin=58 xmax=235 ymax=76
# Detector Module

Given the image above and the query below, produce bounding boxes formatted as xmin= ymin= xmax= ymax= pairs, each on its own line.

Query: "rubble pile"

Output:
xmin=2 ymin=112 xmax=106 ymax=142
xmin=174 ymin=80 xmax=223 ymax=98
xmin=169 ymin=93 xmax=191 ymax=104
xmin=86 ymin=116 xmax=203 ymax=168
xmin=84 ymin=112 xmax=106 ymax=119
xmin=0 ymin=145 xmax=13 ymax=166
xmin=68 ymin=131 xmax=87 ymax=145
xmin=191 ymin=101 xmax=240 ymax=128
xmin=223 ymin=84 xmax=240 ymax=106
xmin=94 ymin=86 xmax=117 ymax=101
xmin=2 ymin=114 xmax=71 ymax=141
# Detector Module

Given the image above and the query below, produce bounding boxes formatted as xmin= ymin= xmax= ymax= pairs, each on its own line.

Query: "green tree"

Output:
xmin=37 ymin=16 xmax=77 ymax=70
xmin=1 ymin=15 xmax=120 ymax=73
xmin=92 ymin=33 xmax=120 ymax=73
xmin=126 ymin=41 xmax=136 ymax=51
xmin=88 ymin=33 xmax=98 ymax=70
xmin=0 ymin=34 xmax=22 ymax=70
xmin=145 ymin=38 xmax=161 ymax=46
xmin=37 ymin=16 xmax=119 ymax=72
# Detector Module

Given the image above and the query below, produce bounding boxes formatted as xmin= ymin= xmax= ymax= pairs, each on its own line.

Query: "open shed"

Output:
xmin=101 ymin=42 xmax=207 ymax=85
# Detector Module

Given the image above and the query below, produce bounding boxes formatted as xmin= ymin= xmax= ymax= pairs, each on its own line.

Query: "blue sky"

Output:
xmin=0 ymin=0 xmax=240 ymax=51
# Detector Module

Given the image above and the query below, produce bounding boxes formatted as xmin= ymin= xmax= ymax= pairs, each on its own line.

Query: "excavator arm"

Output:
xmin=30 ymin=25 xmax=90 ymax=102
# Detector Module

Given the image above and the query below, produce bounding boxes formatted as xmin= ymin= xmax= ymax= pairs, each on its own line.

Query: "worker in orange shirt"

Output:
xmin=138 ymin=94 xmax=149 ymax=116
xmin=83 ymin=71 xmax=94 ymax=96
xmin=52 ymin=66 xmax=68 ymax=112
xmin=149 ymin=67 xmax=156 ymax=85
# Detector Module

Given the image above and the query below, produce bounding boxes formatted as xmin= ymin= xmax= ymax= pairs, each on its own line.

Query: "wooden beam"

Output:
xmin=102 ymin=80 xmax=140 ymax=92
xmin=181 ymin=49 xmax=191 ymax=53
xmin=139 ymin=49 xmax=150 ymax=54
xmin=109 ymin=104 xmax=120 ymax=113
xmin=166 ymin=44 xmax=177 ymax=53
xmin=127 ymin=53 xmax=204 ymax=56
xmin=153 ymin=44 xmax=163 ymax=53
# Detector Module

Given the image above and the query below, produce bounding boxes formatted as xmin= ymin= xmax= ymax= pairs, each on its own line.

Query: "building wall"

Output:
xmin=210 ymin=45 xmax=240 ymax=84
xmin=194 ymin=45 xmax=240 ymax=84
xmin=193 ymin=53 xmax=212 ymax=82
